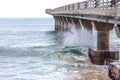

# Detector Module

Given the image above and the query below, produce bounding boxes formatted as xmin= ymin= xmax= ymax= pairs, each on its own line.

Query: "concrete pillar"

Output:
xmin=57 ymin=16 xmax=61 ymax=30
xmin=54 ymin=16 xmax=62 ymax=31
xmin=54 ymin=16 xmax=59 ymax=31
xmin=81 ymin=19 xmax=92 ymax=31
xmin=58 ymin=16 xmax=64 ymax=31
xmin=54 ymin=16 xmax=64 ymax=31
xmin=97 ymin=31 xmax=109 ymax=50
xmin=61 ymin=17 xmax=68 ymax=31
xmin=67 ymin=17 xmax=73 ymax=25
xmin=72 ymin=18 xmax=81 ymax=29
xmin=94 ymin=22 xmax=113 ymax=50
xmin=88 ymin=49 xmax=119 ymax=65
xmin=115 ymin=25 xmax=120 ymax=38
xmin=66 ymin=17 xmax=73 ymax=31
xmin=89 ymin=22 xmax=119 ymax=65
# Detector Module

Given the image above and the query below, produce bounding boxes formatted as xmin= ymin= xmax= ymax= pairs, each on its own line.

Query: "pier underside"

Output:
xmin=54 ymin=16 xmax=120 ymax=65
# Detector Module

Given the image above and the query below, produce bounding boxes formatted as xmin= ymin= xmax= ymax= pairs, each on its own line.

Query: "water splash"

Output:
xmin=110 ymin=28 xmax=120 ymax=58
xmin=63 ymin=24 xmax=95 ymax=47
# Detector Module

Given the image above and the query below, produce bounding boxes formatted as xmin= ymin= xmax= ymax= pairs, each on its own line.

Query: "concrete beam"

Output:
xmin=81 ymin=19 xmax=92 ymax=31
xmin=51 ymin=15 xmax=120 ymax=25
xmin=94 ymin=22 xmax=114 ymax=31
xmin=48 ymin=8 xmax=120 ymax=17
xmin=72 ymin=18 xmax=81 ymax=29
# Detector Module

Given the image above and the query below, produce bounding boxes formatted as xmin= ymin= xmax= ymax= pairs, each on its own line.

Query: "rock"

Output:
xmin=108 ymin=61 xmax=120 ymax=80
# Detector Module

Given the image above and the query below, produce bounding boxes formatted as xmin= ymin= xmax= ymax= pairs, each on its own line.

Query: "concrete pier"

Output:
xmin=46 ymin=0 xmax=120 ymax=79
xmin=89 ymin=22 xmax=119 ymax=65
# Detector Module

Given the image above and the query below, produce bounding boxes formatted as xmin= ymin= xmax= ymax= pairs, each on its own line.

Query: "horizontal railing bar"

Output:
xmin=52 ymin=0 xmax=120 ymax=11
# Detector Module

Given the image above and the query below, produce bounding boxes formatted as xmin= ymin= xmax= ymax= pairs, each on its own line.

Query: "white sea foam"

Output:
xmin=63 ymin=24 xmax=96 ymax=47
xmin=110 ymin=29 xmax=120 ymax=52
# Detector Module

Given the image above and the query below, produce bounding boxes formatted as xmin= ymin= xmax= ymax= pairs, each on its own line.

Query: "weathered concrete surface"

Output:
xmin=54 ymin=17 xmax=60 ymax=31
xmin=54 ymin=16 xmax=63 ymax=31
xmin=89 ymin=48 xmax=119 ymax=65
xmin=54 ymin=16 xmax=65 ymax=31
xmin=81 ymin=19 xmax=92 ymax=31
xmin=94 ymin=22 xmax=114 ymax=50
xmin=72 ymin=18 xmax=81 ymax=28
xmin=61 ymin=17 xmax=68 ymax=31
xmin=108 ymin=62 xmax=120 ymax=80
xmin=97 ymin=31 xmax=109 ymax=50
xmin=58 ymin=16 xmax=64 ymax=31
xmin=47 ymin=8 xmax=120 ymax=17
xmin=66 ymin=17 xmax=73 ymax=24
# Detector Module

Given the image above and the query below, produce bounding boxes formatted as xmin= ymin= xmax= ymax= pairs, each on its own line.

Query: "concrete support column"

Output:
xmin=54 ymin=16 xmax=60 ymax=31
xmin=58 ymin=16 xmax=64 ymax=31
xmin=57 ymin=16 xmax=61 ymax=30
xmin=94 ymin=22 xmax=113 ymax=50
xmin=67 ymin=17 xmax=73 ymax=25
xmin=54 ymin=16 xmax=64 ymax=31
xmin=72 ymin=18 xmax=81 ymax=29
xmin=54 ymin=16 xmax=58 ymax=31
xmin=97 ymin=31 xmax=109 ymax=50
xmin=81 ymin=19 xmax=92 ymax=31
xmin=89 ymin=22 xmax=119 ymax=65
xmin=61 ymin=17 xmax=68 ymax=31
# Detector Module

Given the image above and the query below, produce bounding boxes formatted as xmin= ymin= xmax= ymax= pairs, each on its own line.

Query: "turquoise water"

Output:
xmin=0 ymin=18 xmax=119 ymax=80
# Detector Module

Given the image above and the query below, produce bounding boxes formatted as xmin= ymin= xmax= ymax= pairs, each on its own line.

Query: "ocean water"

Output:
xmin=0 ymin=18 xmax=119 ymax=80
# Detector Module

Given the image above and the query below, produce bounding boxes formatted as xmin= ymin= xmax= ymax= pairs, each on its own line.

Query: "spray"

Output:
xmin=63 ymin=23 xmax=96 ymax=47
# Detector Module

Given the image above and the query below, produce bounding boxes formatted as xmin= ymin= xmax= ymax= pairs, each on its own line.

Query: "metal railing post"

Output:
xmin=110 ymin=0 xmax=116 ymax=8
xmin=95 ymin=0 xmax=98 ymax=8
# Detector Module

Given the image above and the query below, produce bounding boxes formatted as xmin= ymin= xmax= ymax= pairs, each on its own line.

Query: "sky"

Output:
xmin=0 ymin=0 xmax=84 ymax=18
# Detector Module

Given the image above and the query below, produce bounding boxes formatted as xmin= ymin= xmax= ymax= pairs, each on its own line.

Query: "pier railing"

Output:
xmin=47 ymin=0 xmax=120 ymax=12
